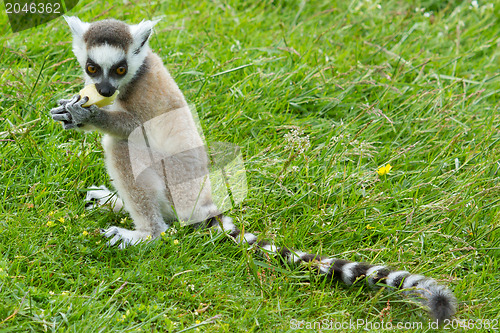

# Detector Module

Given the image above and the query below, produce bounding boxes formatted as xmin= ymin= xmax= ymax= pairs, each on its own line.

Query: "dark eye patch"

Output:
xmin=85 ymin=58 xmax=102 ymax=77
xmin=110 ymin=59 xmax=128 ymax=78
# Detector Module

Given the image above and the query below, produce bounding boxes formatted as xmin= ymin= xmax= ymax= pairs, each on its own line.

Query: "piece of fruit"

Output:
xmin=79 ymin=84 xmax=119 ymax=107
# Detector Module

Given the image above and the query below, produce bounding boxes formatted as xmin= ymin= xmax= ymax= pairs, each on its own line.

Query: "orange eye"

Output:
xmin=87 ymin=65 xmax=97 ymax=74
xmin=116 ymin=67 xmax=127 ymax=75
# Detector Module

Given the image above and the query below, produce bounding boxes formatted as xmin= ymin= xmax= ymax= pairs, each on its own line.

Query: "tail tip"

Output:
xmin=429 ymin=291 xmax=457 ymax=324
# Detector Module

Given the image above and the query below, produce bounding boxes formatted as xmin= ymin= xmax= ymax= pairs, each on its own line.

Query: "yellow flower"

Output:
xmin=377 ymin=164 xmax=392 ymax=176
xmin=46 ymin=221 xmax=55 ymax=227
xmin=48 ymin=211 xmax=55 ymax=216
xmin=58 ymin=217 xmax=65 ymax=223
xmin=173 ymin=239 xmax=179 ymax=245
xmin=366 ymin=225 xmax=375 ymax=230
xmin=161 ymin=232 xmax=166 ymax=237
xmin=195 ymin=320 xmax=201 ymax=324
xmin=82 ymin=230 xmax=89 ymax=236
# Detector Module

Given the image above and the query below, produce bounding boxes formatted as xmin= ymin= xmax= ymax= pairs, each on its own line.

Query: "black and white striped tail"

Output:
xmin=209 ymin=215 xmax=456 ymax=323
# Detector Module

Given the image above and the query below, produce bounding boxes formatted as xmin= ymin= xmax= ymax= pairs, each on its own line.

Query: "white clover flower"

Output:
xmin=284 ymin=128 xmax=310 ymax=154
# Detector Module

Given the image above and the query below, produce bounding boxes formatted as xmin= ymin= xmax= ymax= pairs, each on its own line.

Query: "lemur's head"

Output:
xmin=64 ymin=16 xmax=159 ymax=97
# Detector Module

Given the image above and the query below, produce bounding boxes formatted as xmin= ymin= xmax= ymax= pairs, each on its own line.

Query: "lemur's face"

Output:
xmin=84 ymin=45 xmax=128 ymax=97
xmin=64 ymin=16 xmax=158 ymax=97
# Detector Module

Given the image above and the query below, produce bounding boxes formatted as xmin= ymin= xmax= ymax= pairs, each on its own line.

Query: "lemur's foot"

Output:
xmin=85 ymin=185 xmax=122 ymax=211
xmin=101 ymin=227 xmax=153 ymax=249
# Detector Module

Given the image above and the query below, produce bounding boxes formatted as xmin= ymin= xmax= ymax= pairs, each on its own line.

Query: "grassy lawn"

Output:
xmin=1 ymin=0 xmax=499 ymax=331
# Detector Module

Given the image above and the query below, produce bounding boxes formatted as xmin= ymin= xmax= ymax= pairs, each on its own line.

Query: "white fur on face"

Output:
xmin=85 ymin=44 xmax=149 ymax=90
xmin=124 ymin=46 xmax=149 ymax=87
xmin=88 ymin=45 xmax=126 ymax=72
xmin=86 ymin=44 xmax=139 ymax=89
xmin=67 ymin=17 xmax=154 ymax=90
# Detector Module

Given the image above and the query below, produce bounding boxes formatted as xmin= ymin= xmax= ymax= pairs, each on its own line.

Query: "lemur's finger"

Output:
xmin=66 ymin=96 xmax=87 ymax=111
xmin=57 ymin=96 xmax=76 ymax=106
xmin=63 ymin=94 xmax=80 ymax=105
xmin=76 ymin=96 xmax=89 ymax=107
xmin=51 ymin=112 xmax=72 ymax=122
xmin=50 ymin=105 xmax=66 ymax=114
xmin=62 ymin=95 xmax=81 ymax=111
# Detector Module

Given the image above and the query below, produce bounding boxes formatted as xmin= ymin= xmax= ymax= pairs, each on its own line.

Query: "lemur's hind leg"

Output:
xmin=100 ymin=137 xmax=171 ymax=248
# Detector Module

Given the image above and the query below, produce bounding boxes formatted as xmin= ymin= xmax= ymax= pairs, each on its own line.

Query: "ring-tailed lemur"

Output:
xmin=50 ymin=16 xmax=457 ymax=323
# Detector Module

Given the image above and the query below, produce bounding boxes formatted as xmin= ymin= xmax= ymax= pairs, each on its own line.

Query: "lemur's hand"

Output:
xmin=50 ymin=94 xmax=99 ymax=129
xmin=64 ymin=94 xmax=96 ymax=125
xmin=50 ymin=94 xmax=79 ymax=129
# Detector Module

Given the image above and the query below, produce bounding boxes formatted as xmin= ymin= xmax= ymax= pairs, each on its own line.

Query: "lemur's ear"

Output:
xmin=64 ymin=16 xmax=91 ymax=66
xmin=64 ymin=16 xmax=90 ymax=38
xmin=130 ymin=19 xmax=161 ymax=54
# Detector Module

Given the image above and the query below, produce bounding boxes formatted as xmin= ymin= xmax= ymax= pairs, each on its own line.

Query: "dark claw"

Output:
xmin=79 ymin=96 xmax=90 ymax=106
xmin=85 ymin=197 xmax=98 ymax=207
xmin=63 ymin=122 xmax=78 ymax=130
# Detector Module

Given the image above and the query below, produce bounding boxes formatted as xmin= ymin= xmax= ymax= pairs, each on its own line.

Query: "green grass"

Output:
xmin=1 ymin=0 xmax=499 ymax=331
